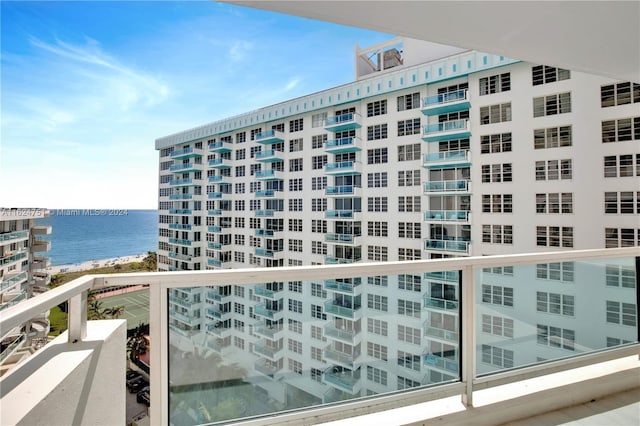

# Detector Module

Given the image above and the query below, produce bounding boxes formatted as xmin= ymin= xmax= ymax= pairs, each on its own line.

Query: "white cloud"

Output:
xmin=228 ymin=40 xmax=254 ymax=62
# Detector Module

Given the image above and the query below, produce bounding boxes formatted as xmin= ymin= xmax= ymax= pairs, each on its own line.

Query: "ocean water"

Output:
xmin=36 ymin=209 xmax=158 ymax=266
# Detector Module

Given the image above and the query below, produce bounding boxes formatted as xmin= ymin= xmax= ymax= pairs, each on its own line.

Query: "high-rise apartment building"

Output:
xmin=0 ymin=208 xmax=51 ymax=375
xmin=155 ymin=38 xmax=638 ymax=407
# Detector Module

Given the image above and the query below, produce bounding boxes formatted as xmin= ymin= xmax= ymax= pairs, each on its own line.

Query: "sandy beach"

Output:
xmin=47 ymin=253 xmax=148 ymax=275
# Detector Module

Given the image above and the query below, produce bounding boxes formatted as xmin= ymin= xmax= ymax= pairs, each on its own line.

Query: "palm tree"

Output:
xmin=87 ymin=299 xmax=125 ymax=320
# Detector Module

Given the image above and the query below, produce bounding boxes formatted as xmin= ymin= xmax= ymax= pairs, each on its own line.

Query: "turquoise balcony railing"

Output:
xmin=208 ymin=141 xmax=232 ymax=152
xmin=325 ymin=136 xmax=362 ymax=153
xmin=425 ymin=239 xmax=470 ymax=253
xmin=255 ymin=189 xmax=275 ymax=198
xmin=255 ymin=169 xmax=283 ymax=180
xmin=323 ymin=368 xmax=361 ymax=393
xmin=325 ymin=161 xmax=361 ymax=175
xmin=254 ymin=129 xmax=284 ymax=144
xmin=169 ymin=178 xmax=193 ymax=186
xmin=424 ymin=210 xmax=470 ymax=221
xmin=169 ymin=208 xmax=192 ymax=214
xmin=422 ymin=119 xmax=471 ymax=142
xmin=0 ymin=251 xmax=28 ymax=266
xmin=324 ymin=278 xmax=361 ymax=293
xmin=324 ymin=299 xmax=362 ymax=318
xmin=325 ymin=209 xmax=360 ymax=219
xmin=255 ymin=149 xmax=284 ymax=162
xmin=0 ymin=230 xmax=29 ymax=242
xmin=168 ymin=238 xmax=191 ymax=246
xmin=168 ymin=252 xmax=192 ymax=262
xmin=0 ymin=271 xmax=28 ymax=292
xmin=168 ymin=223 xmax=192 ymax=230
xmin=325 ymin=185 xmax=360 ymax=196
xmin=324 ymin=112 xmax=362 ymax=132
xmin=324 ymin=345 xmax=360 ymax=368
xmin=421 ymin=90 xmax=470 ymax=116
xmin=169 ymin=162 xmax=196 ymax=172
xmin=170 ymin=147 xmax=196 ymax=158
xmin=323 ymin=323 xmax=360 ymax=343
xmin=207 ymin=209 xmax=223 ymax=216
xmin=423 ymin=180 xmax=470 ymax=193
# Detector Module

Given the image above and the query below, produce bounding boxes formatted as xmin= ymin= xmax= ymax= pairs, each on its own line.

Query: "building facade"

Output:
xmin=0 ymin=208 xmax=51 ymax=376
xmin=155 ymin=39 xmax=638 ymax=411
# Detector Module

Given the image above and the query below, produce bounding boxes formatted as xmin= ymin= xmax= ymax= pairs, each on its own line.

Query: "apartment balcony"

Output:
xmin=324 ymin=112 xmax=362 ymax=132
xmin=0 ymin=271 xmax=29 ymax=292
xmin=324 ymin=161 xmax=362 ymax=176
xmin=255 ymin=169 xmax=284 ymax=180
xmin=168 ymin=238 xmax=191 ymax=246
xmin=254 ymin=129 xmax=284 ymax=144
xmin=422 ymin=119 xmax=471 ymax=142
xmin=207 ymin=192 xmax=229 ymax=199
xmin=169 ymin=162 xmax=199 ymax=172
xmin=207 ymin=209 xmax=223 ymax=216
xmin=255 ymin=209 xmax=284 ymax=218
xmin=425 ymin=238 xmax=471 ymax=255
xmin=324 ymin=323 xmax=360 ymax=344
xmin=206 ymin=306 xmax=232 ymax=321
xmin=0 ymin=291 xmax=27 ymax=312
xmin=207 ymin=225 xmax=223 ymax=233
xmin=0 ymin=247 xmax=638 ymax=426
xmin=424 ymin=320 xmax=460 ymax=343
xmin=323 ymin=367 xmax=362 ymax=394
xmin=254 ymin=248 xmax=284 ymax=258
xmin=169 ymin=193 xmax=193 ymax=200
xmin=31 ymin=225 xmax=52 ymax=236
xmin=324 ymin=345 xmax=360 ymax=369
xmin=423 ymin=150 xmax=471 ymax=168
xmin=324 ymin=136 xmax=363 ymax=154
xmin=255 ymin=189 xmax=277 ymax=198
xmin=170 ymin=310 xmax=195 ymax=325
xmin=169 ymin=208 xmax=192 ymax=215
xmin=206 ymin=290 xmax=231 ymax=303
xmin=254 ymin=358 xmax=283 ymax=378
xmin=0 ymin=250 xmax=28 ymax=267
xmin=207 ymin=258 xmax=226 ymax=268
xmin=424 ymin=210 xmax=471 ymax=223
xmin=254 ymin=303 xmax=284 ymax=320
xmin=0 ymin=230 xmax=29 ymax=244
xmin=30 ymin=256 xmax=50 ymax=270
xmin=32 ymin=271 xmax=51 ymax=287
xmin=253 ymin=324 xmax=284 ymax=340
xmin=254 ymin=284 xmax=283 ymax=299
xmin=423 ymin=179 xmax=471 ymax=194
xmin=325 ymin=233 xmax=362 ymax=246
xmin=255 ymin=149 xmax=284 ymax=162
xmin=325 ymin=210 xmax=361 ymax=220
xmin=208 ymin=141 xmax=233 ymax=153
xmin=324 ymin=278 xmax=362 ymax=294
xmin=424 ymin=270 xmax=460 ymax=282
xmin=324 ymin=299 xmax=362 ymax=319
xmin=171 ymin=147 xmax=201 ymax=159
xmin=168 ymin=223 xmax=192 ymax=230
xmin=169 ymin=294 xmax=195 ymax=308
xmin=168 ymin=252 xmax=193 ymax=263
xmin=205 ymin=322 xmax=232 ymax=338
xmin=324 ymin=255 xmax=361 ymax=264
xmin=421 ymin=90 xmax=470 ymax=116
xmin=325 ymin=185 xmax=362 ymax=197
xmin=169 ymin=178 xmax=193 ymax=187
xmin=31 ymin=239 xmax=50 ymax=253
xmin=208 ymin=175 xmax=230 ymax=184
xmin=255 ymin=228 xmax=281 ymax=237
xmin=208 ymin=158 xmax=232 ymax=169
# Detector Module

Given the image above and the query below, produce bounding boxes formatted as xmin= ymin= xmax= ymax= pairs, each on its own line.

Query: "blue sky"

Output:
xmin=0 ymin=1 xmax=391 ymax=209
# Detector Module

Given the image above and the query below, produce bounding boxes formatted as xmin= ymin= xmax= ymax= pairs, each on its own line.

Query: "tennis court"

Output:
xmin=99 ymin=289 xmax=150 ymax=329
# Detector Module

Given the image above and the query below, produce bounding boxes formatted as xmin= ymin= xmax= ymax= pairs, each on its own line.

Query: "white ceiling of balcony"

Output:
xmin=226 ymin=1 xmax=640 ymax=83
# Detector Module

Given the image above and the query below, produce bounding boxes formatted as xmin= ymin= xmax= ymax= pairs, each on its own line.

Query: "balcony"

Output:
xmin=421 ymin=90 xmax=470 ymax=116
xmin=254 ymin=284 xmax=283 ymax=299
xmin=208 ymin=175 xmax=230 ymax=184
xmin=324 ymin=112 xmax=362 ymax=132
xmin=324 ymin=323 xmax=360 ymax=344
xmin=325 ymin=185 xmax=361 ymax=197
xmin=207 ymin=209 xmax=223 ymax=216
xmin=168 ymin=238 xmax=191 ymax=246
xmin=325 ymin=210 xmax=361 ymax=220
xmin=31 ymin=239 xmax=51 ymax=253
xmin=422 ymin=119 xmax=471 ymax=142
xmin=324 ymin=161 xmax=362 ymax=176
xmin=254 ymin=340 xmax=283 ymax=360
xmin=255 ymin=209 xmax=283 ymax=218
xmin=168 ymin=223 xmax=192 ymax=231
xmin=325 ymin=233 xmax=361 ymax=246
xmin=208 ymin=158 xmax=231 ymax=169
xmin=254 ymin=129 xmax=284 ymax=144
xmin=208 ymin=141 xmax=233 ymax=153
xmin=169 ymin=193 xmax=192 ymax=200
xmin=323 ymin=367 xmax=361 ymax=394
xmin=207 ymin=192 xmax=228 ymax=199
xmin=253 ymin=324 xmax=284 ymax=340
xmin=30 ymin=256 xmax=49 ymax=269
xmin=254 ymin=303 xmax=284 ymax=320
xmin=425 ymin=238 xmax=471 ymax=254
xmin=424 ymin=210 xmax=470 ymax=223
xmin=169 ymin=162 xmax=199 ymax=172
xmin=171 ymin=147 xmax=201 ymax=159
xmin=207 ymin=225 xmax=222 ymax=233
xmin=169 ymin=208 xmax=192 ymax=215
xmin=324 ymin=278 xmax=361 ymax=294
xmin=255 ymin=228 xmax=281 ymax=237
xmin=169 ymin=178 xmax=193 ymax=186
xmin=31 ymin=225 xmax=52 ymax=236
xmin=0 ymin=247 xmax=638 ymax=425
xmin=206 ymin=290 xmax=230 ymax=303
xmin=0 ymin=230 xmax=29 ymax=243
xmin=255 ymin=149 xmax=284 ymax=162
xmin=255 ymin=169 xmax=284 ymax=180
xmin=168 ymin=252 xmax=193 ymax=262
xmin=0 ymin=250 xmax=28 ymax=267
xmin=423 ymin=179 xmax=471 ymax=194
xmin=205 ymin=322 xmax=232 ymax=338
xmin=325 ymin=255 xmax=361 ymax=264
xmin=423 ymin=150 xmax=471 ymax=168
xmin=324 ymin=136 xmax=362 ymax=154
xmin=254 ymin=248 xmax=284 ymax=258
xmin=255 ymin=189 xmax=276 ymax=198
xmin=324 ymin=299 xmax=362 ymax=319
xmin=254 ymin=358 xmax=283 ymax=378
xmin=206 ymin=306 xmax=232 ymax=321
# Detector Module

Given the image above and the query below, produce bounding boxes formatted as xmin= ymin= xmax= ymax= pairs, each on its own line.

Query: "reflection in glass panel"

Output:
xmin=476 ymin=257 xmax=637 ymax=376
xmin=168 ymin=271 xmax=461 ymax=424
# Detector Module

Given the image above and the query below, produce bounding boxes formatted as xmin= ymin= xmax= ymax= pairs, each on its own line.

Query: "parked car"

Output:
xmin=137 ymin=390 xmax=150 ymax=406
xmin=126 ymin=370 xmax=140 ymax=380
xmin=126 ymin=372 xmax=142 ymax=386
xmin=128 ymin=377 xmax=148 ymax=393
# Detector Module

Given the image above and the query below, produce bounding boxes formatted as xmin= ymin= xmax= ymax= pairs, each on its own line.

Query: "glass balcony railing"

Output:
xmin=325 ymin=185 xmax=360 ymax=196
xmin=168 ymin=252 xmax=192 ymax=262
xmin=255 ymin=149 xmax=283 ymax=161
xmin=255 ymin=189 xmax=275 ymax=198
xmin=0 ymin=251 xmax=28 ymax=266
xmin=207 ymin=209 xmax=223 ymax=216
xmin=423 ymin=150 xmax=470 ymax=164
xmin=208 ymin=141 xmax=232 ymax=152
xmin=254 ymin=284 xmax=283 ymax=298
xmin=168 ymin=223 xmax=192 ymax=230
xmin=325 ymin=137 xmax=362 ymax=153
xmin=255 ymin=169 xmax=283 ymax=180
xmin=425 ymin=239 xmax=471 ymax=253
xmin=1 ymin=247 xmax=637 ymax=426
xmin=324 ymin=278 xmax=362 ymax=293
xmin=208 ymin=158 xmax=231 ymax=168
xmin=168 ymin=238 xmax=191 ymax=246
xmin=170 ymin=147 xmax=195 ymax=158
xmin=325 ymin=161 xmax=361 ymax=175
xmin=325 ymin=209 xmax=360 ymax=219
xmin=421 ymin=90 xmax=470 ymax=116
xmin=169 ymin=162 xmax=197 ymax=172
xmin=424 ymin=210 xmax=470 ymax=222
xmin=422 ymin=119 xmax=471 ymax=142
xmin=0 ymin=271 xmax=28 ymax=292
xmin=325 ymin=233 xmax=361 ymax=243
xmin=324 ymin=113 xmax=362 ymax=132
xmin=0 ymin=230 xmax=29 ymax=242
xmin=169 ymin=208 xmax=192 ymax=214
xmin=423 ymin=180 xmax=470 ymax=193
xmin=169 ymin=178 xmax=193 ymax=186
xmin=254 ymin=129 xmax=284 ymax=144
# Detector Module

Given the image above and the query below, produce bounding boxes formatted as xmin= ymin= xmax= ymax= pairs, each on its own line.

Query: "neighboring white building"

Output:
xmin=0 ymin=208 xmax=52 ymax=376
xmin=155 ymin=38 xmax=638 ymax=407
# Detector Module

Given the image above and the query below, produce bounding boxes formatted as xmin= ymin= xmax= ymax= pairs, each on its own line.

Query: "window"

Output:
xmin=288 ymin=338 xmax=303 ymax=354
xmin=482 ymin=285 xmax=514 ymax=307
xmin=367 ymin=342 xmax=388 ymax=361
xmin=397 ymin=118 xmax=421 ymax=136
xmin=536 ymin=262 xmax=575 ymax=282
xmin=367 ymin=294 xmax=388 ymax=312
xmin=605 ymin=191 xmax=640 ymax=214
xmin=236 ymin=131 xmax=246 ymax=143
xmin=288 ymin=218 xmax=303 ymax=232
xmin=481 ymin=163 xmax=512 ymax=182
xmin=234 ymin=200 xmax=245 ymax=211
xmin=367 ymin=318 xmax=388 ymax=335
xmin=311 ymin=220 xmax=327 ymax=233
xmin=288 ymin=299 xmax=302 ymax=313
xmin=367 ymin=366 xmax=388 ymax=385
xmin=289 ymin=178 xmax=303 ymax=192
xmin=367 ymin=197 xmax=388 ymax=212
xmin=481 ymin=194 xmax=513 ymax=213
xmin=398 ymin=223 xmax=421 ymax=239
xmin=311 ymin=367 xmax=323 ymax=382
xmin=533 ymin=92 xmax=571 ymax=117
xmin=398 ymin=248 xmax=421 ymax=260
xmin=311 ymin=176 xmax=327 ymax=190
xmin=311 ymin=304 xmax=326 ymax=320
xmin=534 ymin=126 xmax=572 ymax=149
xmin=397 ymin=92 xmax=420 ymax=111
xmin=481 ymin=132 xmax=512 ymax=153
xmin=367 ymin=221 xmax=388 ymax=237
xmin=537 ymin=324 xmax=575 ymax=350
xmin=398 ymin=170 xmax=421 ymax=187
xmin=311 ymin=241 xmax=327 ymax=255
xmin=481 ymin=345 xmax=514 ymax=368
xmin=537 ymin=292 xmax=574 ymax=316
xmin=288 ymin=199 xmax=302 ymax=212
xmin=480 ymin=103 xmax=512 ymax=124
xmin=367 ymin=245 xmax=388 ymax=261
xmin=367 ymin=172 xmax=388 ymax=187
xmin=368 ymin=276 xmax=388 ymax=287
xmin=536 ymin=159 xmax=572 ymax=180
xmin=479 ymin=73 xmax=511 ymax=95
xmin=536 ymin=226 xmax=574 ymax=247
xmin=604 ymin=154 xmax=640 ymax=177
xmin=288 ymin=239 xmax=303 ymax=252
xmin=312 ymin=134 xmax=327 ymax=149
xmin=397 ymin=376 xmax=420 ymax=390
xmin=536 ymin=193 xmax=573 ymax=213
xmin=482 ymin=224 xmax=513 ymax=244
xmin=367 ymin=124 xmax=388 ymax=140
xmin=532 ymin=65 xmax=570 ymax=85
xmin=289 ymin=138 xmax=303 ymax=152
xmin=289 ymin=118 xmax=303 ymax=133
xmin=606 ymin=265 xmax=636 ymax=288
xmin=398 ymin=196 xmax=420 ymax=212
xmin=311 ymin=282 xmax=327 ymax=298
xmin=397 ymin=350 xmax=420 ymax=371
xmin=367 ymin=99 xmax=387 ymax=117
xmin=606 ymin=301 xmax=637 ymax=326
xmin=398 ymin=143 xmax=421 ymax=161
xmin=601 ymin=117 xmax=640 ymax=142
xmin=234 ymin=183 xmax=245 ymax=194
xmin=398 ymin=300 xmax=421 ymax=318
xmin=289 ymin=158 xmax=303 ymax=172
xmin=605 ymin=228 xmax=639 ymax=248
xmin=600 ymin=82 xmax=640 ymax=107
xmin=311 ymin=198 xmax=327 ymax=212
xmin=398 ymin=325 xmax=421 ymax=345
xmin=311 ymin=325 xmax=324 ymax=341
xmin=288 ymin=359 xmax=302 ymax=375
xmin=312 ymin=112 xmax=327 ymax=128
xmin=250 ymin=128 xmax=262 ymax=141
xmin=312 ymin=155 xmax=327 ymax=170
xmin=482 ymin=315 xmax=514 ymax=338
xmin=367 ymin=148 xmax=388 ymax=164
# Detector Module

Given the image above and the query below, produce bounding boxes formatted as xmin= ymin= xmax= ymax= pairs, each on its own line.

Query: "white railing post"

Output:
xmin=461 ymin=265 xmax=476 ymax=407
xmin=68 ymin=290 xmax=87 ymax=343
